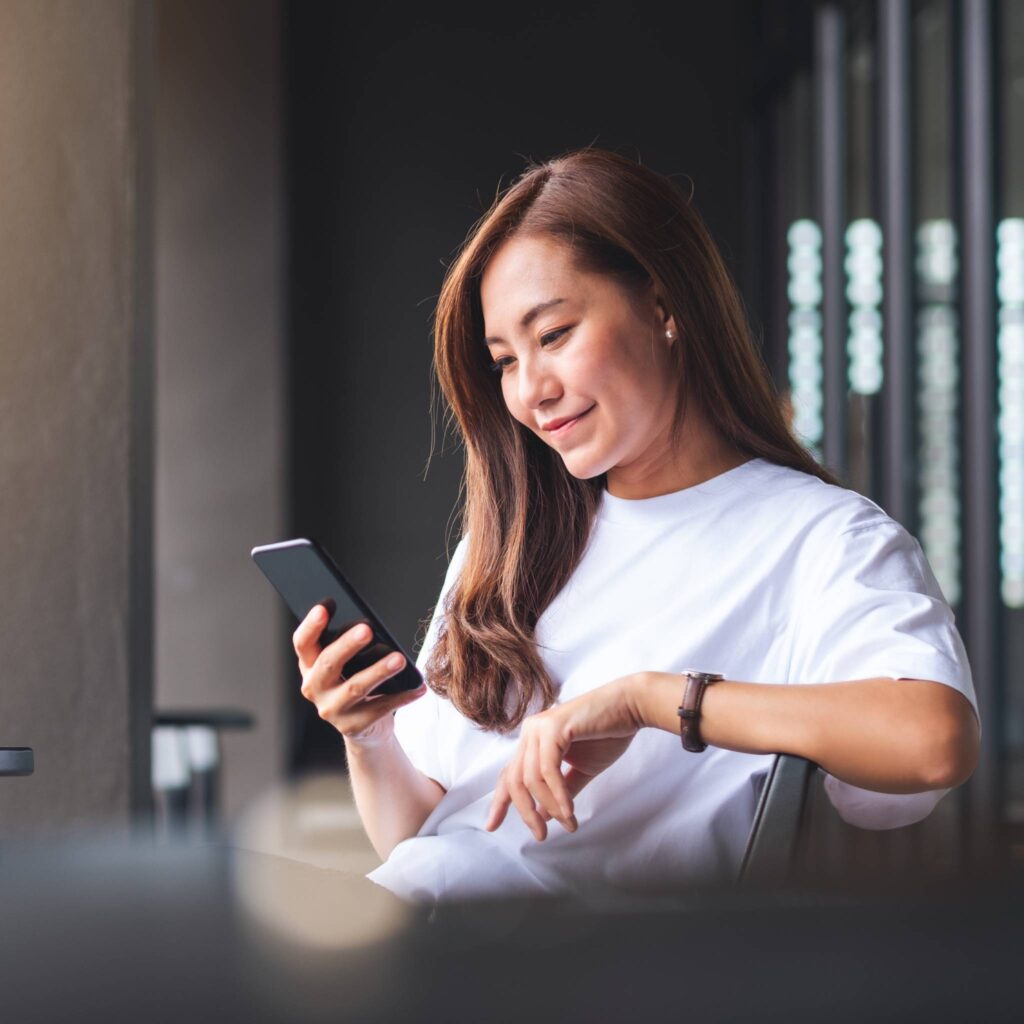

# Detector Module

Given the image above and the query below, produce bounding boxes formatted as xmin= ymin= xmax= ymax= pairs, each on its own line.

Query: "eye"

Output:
xmin=539 ymin=326 xmax=570 ymax=345
xmin=489 ymin=356 xmax=514 ymax=374
xmin=488 ymin=326 xmax=572 ymax=374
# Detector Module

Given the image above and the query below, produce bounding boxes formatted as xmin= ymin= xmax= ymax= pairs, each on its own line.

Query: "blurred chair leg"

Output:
xmin=152 ymin=726 xmax=191 ymax=841
xmin=154 ymin=785 xmax=191 ymax=840
xmin=185 ymin=725 xmax=222 ymax=839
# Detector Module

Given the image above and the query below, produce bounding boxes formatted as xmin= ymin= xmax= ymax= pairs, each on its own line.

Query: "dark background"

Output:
xmin=284 ymin=1 xmax=758 ymax=769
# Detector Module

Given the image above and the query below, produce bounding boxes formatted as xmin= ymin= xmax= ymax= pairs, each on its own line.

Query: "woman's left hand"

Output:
xmin=484 ymin=673 xmax=646 ymax=841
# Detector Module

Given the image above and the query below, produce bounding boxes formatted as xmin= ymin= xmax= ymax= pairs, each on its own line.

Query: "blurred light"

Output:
xmin=846 ymin=218 xmax=884 ymax=395
xmin=787 ymin=219 xmax=823 ymax=456
xmin=916 ymin=219 xmax=960 ymax=606
xmin=230 ymin=774 xmax=411 ymax=951
xmin=998 ymin=218 xmax=1024 ymax=607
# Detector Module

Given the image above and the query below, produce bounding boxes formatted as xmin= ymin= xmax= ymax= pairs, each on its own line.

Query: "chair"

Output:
xmin=739 ymin=751 xmax=973 ymax=891
xmin=151 ymin=709 xmax=254 ymax=839
xmin=737 ymin=753 xmax=818 ymax=886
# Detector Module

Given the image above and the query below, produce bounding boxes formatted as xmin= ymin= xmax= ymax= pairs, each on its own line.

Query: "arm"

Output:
xmin=631 ymin=672 xmax=981 ymax=793
xmin=344 ymin=733 xmax=446 ymax=861
xmin=487 ymin=671 xmax=981 ymax=840
xmin=293 ymin=605 xmax=446 ymax=861
xmin=342 ymin=536 xmax=472 ymax=856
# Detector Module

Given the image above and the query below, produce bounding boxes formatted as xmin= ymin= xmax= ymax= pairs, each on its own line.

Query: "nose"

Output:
xmin=516 ymin=351 xmax=561 ymax=412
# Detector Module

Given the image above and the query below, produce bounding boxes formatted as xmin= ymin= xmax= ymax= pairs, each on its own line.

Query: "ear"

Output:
xmin=652 ymin=289 xmax=680 ymax=345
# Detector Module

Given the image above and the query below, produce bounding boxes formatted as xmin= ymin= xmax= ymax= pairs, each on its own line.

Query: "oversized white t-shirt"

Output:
xmin=367 ymin=457 xmax=981 ymax=902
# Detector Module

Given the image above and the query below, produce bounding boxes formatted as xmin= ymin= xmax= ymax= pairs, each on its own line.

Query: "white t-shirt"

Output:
xmin=367 ymin=457 xmax=981 ymax=903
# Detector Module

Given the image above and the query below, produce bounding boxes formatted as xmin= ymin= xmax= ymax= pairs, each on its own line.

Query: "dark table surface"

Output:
xmin=0 ymin=835 xmax=1020 ymax=1023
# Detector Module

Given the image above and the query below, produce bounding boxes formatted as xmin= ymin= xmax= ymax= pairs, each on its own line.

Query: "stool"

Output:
xmin=151 ymin=710 xmax=254 ymax=840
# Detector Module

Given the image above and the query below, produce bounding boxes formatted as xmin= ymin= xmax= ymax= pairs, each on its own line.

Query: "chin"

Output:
xmin=558 ymin=452 xmax=611 ymax=481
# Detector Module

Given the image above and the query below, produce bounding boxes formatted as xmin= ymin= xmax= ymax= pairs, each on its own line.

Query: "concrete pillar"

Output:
xmin=0 ymin=0 xmax=154 ymax=834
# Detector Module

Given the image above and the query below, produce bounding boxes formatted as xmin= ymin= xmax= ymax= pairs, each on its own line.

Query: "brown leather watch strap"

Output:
xmin=677 ymin=670 xmax=724 ymax=752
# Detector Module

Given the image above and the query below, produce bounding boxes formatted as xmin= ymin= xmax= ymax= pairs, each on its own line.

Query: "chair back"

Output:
xmin=738 ymin=753 xmax=817 ymax=885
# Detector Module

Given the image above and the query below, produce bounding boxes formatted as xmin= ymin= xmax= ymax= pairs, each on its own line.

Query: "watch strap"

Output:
xmin=677 ymin=670 xmax=724 ymax=752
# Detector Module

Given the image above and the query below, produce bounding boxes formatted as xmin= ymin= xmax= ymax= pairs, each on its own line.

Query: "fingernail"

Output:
xmin=386 ymin=653 xmax=403 ymax=670
xmin=354 ymin=624 xmax=370 ymax=640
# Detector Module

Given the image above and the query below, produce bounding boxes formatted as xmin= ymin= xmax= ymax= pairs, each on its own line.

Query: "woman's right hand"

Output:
xmin=293 ymin=604 xmax=426 ymax=747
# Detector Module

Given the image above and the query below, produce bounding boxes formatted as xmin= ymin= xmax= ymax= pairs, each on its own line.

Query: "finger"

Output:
xmin=507 ymin=760 xmax=547 ymax=842
xmin=523 ymin=736 xmax=571 ymax=830
xmin=343 ymin=650 xmax=410 ymax=705
xmin=563 ymin=767 xmax=594 ymax=801
xmin=538 ymin=733 xmax=576 ymax=828
xmin=320 ymin=680 xmax=425 ymax=732
xmin=302 ymin=622 xmax=374 ymax=701
xmin=538 ymin=768 xmax=590 ymax=826
xmin=293 ymin=604 xmax=330 ymax=674
xmin=485 ymin=773 xmax=512 ymax=832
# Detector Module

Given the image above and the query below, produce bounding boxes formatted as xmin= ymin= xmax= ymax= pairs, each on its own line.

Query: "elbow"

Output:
xmin=919 ymin=707 xmax=981 ymax=791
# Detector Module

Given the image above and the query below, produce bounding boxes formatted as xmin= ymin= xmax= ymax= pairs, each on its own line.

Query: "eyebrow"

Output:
xmin=482 ymin=297 xmax=567 ymax=346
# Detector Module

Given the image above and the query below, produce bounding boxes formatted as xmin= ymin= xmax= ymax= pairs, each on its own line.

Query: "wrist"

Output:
xmin=620 ymin=673 xmax=647 ymax=731
xmin=627 ymin=671 xmax=674 ymax=731
xmin=631 ymin=672 xmax=730 ymax=740
xmin=343 ymin=722 xmax=398 ymax=759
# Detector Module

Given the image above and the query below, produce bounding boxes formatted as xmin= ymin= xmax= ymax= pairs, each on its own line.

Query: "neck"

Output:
xmin=604 ymin=413 xmax=748 ymax=500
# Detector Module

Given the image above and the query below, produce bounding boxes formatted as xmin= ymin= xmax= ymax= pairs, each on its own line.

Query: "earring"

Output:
xmin=665 ymin=328 xmax=676 ymax=341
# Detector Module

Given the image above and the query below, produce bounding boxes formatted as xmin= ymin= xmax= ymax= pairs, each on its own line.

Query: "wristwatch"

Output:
xmin=677 ymin=669 xmax=724 ymax=752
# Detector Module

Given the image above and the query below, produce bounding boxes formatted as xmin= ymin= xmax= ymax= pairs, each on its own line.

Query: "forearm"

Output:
xmin=631 ymin=673 xmax=975 ymax=794
xmin=344 ymin=732 xmax=446 ymax=860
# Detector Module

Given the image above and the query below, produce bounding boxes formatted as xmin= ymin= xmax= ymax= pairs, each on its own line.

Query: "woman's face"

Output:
xmin=479 ymin=234 xmax=683 ymax=490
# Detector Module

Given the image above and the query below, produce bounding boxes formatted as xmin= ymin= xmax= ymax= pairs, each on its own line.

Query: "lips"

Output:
xmin=542 ymin=405 xmax=595 ymax=434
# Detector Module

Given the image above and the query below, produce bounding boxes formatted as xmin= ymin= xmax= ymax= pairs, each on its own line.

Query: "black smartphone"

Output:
xmin=250 ymin=537 xmax=422 ymax=696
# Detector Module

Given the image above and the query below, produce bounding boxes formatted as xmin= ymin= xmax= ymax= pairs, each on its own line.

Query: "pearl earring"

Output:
xmin=665 ymin=328 xmax=676 ymax=341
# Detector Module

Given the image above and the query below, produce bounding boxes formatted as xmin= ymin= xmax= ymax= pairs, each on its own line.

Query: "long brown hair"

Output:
xmin=424 ymin=147 xmax=839 ymax=733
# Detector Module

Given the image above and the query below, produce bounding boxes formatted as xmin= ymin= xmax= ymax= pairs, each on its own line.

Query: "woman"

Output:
xmin=294 ymin=148 xmax=981 ymax=903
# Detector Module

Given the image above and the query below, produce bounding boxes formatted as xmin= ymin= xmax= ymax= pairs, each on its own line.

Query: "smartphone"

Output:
xmin=250 ymin=537 xmax=423 ymax=696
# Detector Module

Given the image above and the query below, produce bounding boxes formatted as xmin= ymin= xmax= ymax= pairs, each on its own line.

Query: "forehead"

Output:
xmin=480 ymin=236 xmax=582 ymax=323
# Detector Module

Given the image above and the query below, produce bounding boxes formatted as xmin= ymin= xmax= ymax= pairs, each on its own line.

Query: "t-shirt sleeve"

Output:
xmin=391 ymin=535 xmax=469 ymax=790
xmin=787 ymin=514 xmax=981 ymax=830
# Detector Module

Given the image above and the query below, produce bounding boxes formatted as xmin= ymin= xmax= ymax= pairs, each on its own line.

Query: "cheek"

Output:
xmin=498 ymin=379 xmax=521 ymax=418
xmin=499 ymin=382 xmax=537 ymax=433
xmin=589 ymin=354 xmax=658 ymax=418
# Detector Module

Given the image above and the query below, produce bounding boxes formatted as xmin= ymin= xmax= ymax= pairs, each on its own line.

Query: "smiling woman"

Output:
xmin=478 ymin=234 xmax=746 ymax=496
xmin=299 ymin=148 xmax=980 ymax=904
xmin=428 ymin=148 xmax=835 ymax=734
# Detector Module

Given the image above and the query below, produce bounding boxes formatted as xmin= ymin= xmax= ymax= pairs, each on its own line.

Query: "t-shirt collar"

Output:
xmin=597 ymin=456 xmax=764 ymax=527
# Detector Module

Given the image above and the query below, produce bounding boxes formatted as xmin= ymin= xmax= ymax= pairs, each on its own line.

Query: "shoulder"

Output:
xmin=450 ymin=532 xmax=471 ymax=566
xmin=428 ymin=533 xmax=470 ymax=599
xmin=745 ymin=460 xmax=928 ymax=590
xmin=441 ymin=533 xmax=471 ymax=593
xmin=749 ymin=458 xmax=896 ymax=538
